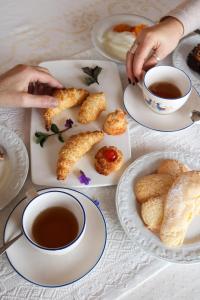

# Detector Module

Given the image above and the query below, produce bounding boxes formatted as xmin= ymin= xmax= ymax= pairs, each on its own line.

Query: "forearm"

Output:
xmin=167 ymin=0 xmax=200 ymax=36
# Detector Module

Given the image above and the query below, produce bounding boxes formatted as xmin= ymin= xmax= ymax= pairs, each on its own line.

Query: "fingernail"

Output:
xmin=128 ymin=78 xmax=131 ymax=84
xmin=134 ymin=77 xmax=139 ymax=83
xmin=50 ymin=98 xmax=58 ymax=107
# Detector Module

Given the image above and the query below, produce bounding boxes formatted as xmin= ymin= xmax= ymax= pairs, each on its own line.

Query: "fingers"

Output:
xmin=126 ymin=51 xmax=134 ymax=83
xmin=132 ymin=37 xmax=155 ymax=80
xmin=35 ymin=66 xmax=50 ymax=74
xmin=21 ymin=93 xmax=58 ymax=108
xmin=32 ymin=70 xmax=63 ymax=89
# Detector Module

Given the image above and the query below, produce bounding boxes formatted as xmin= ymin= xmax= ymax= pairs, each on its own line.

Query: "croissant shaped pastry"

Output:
xmin=78 ymin=92 xmax=106 ymax=124
xmin=44 ymin=88 xmax=89 ymax=130
xmin=57 ymin=131 xmax=104 ymax=180
xmin=160 ymin=171 xmax=200 ymax=247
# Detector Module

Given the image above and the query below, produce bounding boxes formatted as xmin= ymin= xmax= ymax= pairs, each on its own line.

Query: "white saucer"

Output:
xmin=124 ymin=84 xmax=200 ymax=132
xmin=173 ymin=34 xmax=200 ymax=86
xmin=91 ymin=14 xmax=154 ymax=63
xmin=4 ymin=188 xmax=107 ymax=287
xmin=0 ymin=126 xmax=29 ymax=209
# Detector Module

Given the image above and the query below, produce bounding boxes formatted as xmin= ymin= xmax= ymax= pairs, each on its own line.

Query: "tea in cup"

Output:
xmin=22 ymin=191 xmax=86 ymax=255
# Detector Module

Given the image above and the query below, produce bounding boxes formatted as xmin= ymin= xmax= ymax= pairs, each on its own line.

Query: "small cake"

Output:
xmin=103 ymin=109 xmax=127 ymax=135
xmin=187 ymin=44 xmax=200 ymax=75
xmin=95 ymin=146 xmax=124 ymax=175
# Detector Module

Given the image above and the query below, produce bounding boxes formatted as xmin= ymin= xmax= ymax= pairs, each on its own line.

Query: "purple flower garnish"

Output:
xmin=78 ymin=170 xmax=91 ymax=185
xmin=65 ymin=118 xmax=74 ymax=129
xmin=93 ymin=199 xmax=100 ymax=206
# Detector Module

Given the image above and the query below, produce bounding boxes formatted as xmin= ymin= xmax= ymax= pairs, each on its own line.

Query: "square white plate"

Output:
xmin=30 ymin=60 xmax=131 ymax=187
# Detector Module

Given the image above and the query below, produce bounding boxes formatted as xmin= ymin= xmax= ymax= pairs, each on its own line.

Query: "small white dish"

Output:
xmin=4 ymin=188 xmax=106 ymax=287
xmin=91 ymin=14 xmax=154 ymax=63
xmin=173 ymin=33 xmax=200 ymax=86
xmin=31 ymin=60 xmax=131 ymax=187
xmin=116 ymin=151 xmax=200 ymax=263
xmin=0 ymin=126 xmax=29 ymax=209
xmin=124 ymin=84 xmax=200 ymax=132
xmin=22 ymin=191 xmax=86 ymax=255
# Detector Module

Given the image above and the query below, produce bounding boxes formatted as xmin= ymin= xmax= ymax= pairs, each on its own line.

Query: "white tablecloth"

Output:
xmin=1 ymin=1 xmax=200 ymax=300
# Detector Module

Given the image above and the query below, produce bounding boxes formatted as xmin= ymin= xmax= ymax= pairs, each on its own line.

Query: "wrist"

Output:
xmin=160 ymin=16 xmax=184 ymax=38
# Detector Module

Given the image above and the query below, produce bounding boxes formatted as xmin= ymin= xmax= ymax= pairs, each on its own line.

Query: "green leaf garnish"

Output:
xmin=58 ymin=134 xmax=64 ymax=143
xmin=35 ymin=119 xmax=74 ymax=147
xmin=82 ymin=65 xmax=102 ymax=86
xmin=84 ymin=76 xmax=96 ymax=86
xmin=51 ymin=123 xmax=59 ymax=134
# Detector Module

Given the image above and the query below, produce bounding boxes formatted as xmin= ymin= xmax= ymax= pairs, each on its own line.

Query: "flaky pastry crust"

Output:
xmin=43 ymin=88 xmax=89 ymax=130
xmin=57 ymin=131 xmax=104 ymax=180
xmin=78 ymin=92 xmax=106 ymax=124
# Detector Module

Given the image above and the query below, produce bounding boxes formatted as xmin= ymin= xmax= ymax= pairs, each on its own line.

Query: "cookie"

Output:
xmin=103 ymin=109 xmax=127 ymax=135
xmin=95 ymin=146 xmax=123 ymax=175
xmin=141 ymin=195 xmax=165 ymax=232
xmin=157 ymin=159 xmax=190 ymax=177
xmin=135 ymin=173 xmax=174 ymax=203
xmin=160 ymin=171 xmax=200 ymax=247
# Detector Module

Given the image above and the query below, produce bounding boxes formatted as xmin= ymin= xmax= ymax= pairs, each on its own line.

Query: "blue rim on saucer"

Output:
xmin=22 ymin=191 xmax=86 ymax=252
xmin=123 ymin=84 xmax=200 ymax=132
xmin=3 ymin=188 xmax=107 ymax=288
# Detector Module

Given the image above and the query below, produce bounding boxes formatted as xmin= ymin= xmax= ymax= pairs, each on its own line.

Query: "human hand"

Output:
xmin=0 ymin=64 xmax=63 ymax=108
xmin=126 ymin=17 xmax=184 ymax=83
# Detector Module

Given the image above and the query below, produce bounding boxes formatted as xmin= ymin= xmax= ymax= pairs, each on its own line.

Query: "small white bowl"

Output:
xmin=22 ymin=191 xmax=86 ymax=255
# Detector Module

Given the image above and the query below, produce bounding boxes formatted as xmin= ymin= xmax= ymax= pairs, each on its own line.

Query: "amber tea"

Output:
xmin=32 ymin=206 xmax=79 ymax=248
xmin=148 ymin=81 xmax=182 ymax=99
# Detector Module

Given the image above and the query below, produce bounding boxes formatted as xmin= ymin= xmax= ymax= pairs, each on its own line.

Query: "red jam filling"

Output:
xmin=103 ymin=149 xmax=118 ymax=162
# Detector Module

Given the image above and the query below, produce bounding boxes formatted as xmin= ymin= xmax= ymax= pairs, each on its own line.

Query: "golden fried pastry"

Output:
xmin=141 ymin=195 xmax=165 ymax=232
xmin=57 ymin=131 xmax=104 ymax=180
xmin=160 ymin=171 xmax=200 ymax=247
xmin=44 ymin=88 xmax=89 ymax=130
xmin=135 ymin=173 xmax=174 ymax=204
xmin=78 ymin=92 xmax=106 ymax=124
xmin=157 ymin=159 xmax=190 ymax=177
xmin=95 ymin=146 xmax=123 ymax=175
xmin=103 ymin=109 xmax=127 ymax=135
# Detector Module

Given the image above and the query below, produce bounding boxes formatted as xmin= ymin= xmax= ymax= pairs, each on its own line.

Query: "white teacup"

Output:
xmin=22 ymin=191 xmax=86 ymax=255
xmin=140 ymin=66 xmax=192 ymax=114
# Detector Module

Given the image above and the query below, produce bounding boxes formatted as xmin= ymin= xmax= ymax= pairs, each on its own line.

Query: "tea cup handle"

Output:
xmin=190 ymin=110 xmax=200 ymax=125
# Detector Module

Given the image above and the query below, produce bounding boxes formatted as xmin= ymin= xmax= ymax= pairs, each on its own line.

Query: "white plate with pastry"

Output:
xmin=91 ymin=14 xmax=154 ymax=63
xmin=172 ymin=33 xmax=200 ymax=86
xmin=124 ymin=84 xmax=200 ymax=132
xmin=0 ymin=126 xmax=29 ymax=209
xmin=30 ymin=60 xmax=131 ymax=187
xmin=116 ymin=151 xmax=200 ymax=263
xmin=4 ymin=188 xmax=106 ymax=287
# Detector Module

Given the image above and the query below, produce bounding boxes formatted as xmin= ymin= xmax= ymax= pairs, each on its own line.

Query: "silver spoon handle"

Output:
xmin=0 ymin=232 xmax=23 ymax=255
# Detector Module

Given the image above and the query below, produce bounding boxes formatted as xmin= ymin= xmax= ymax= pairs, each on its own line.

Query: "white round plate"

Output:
xmin=124 ymin=84 xmax=200 ymax=132
xmin=0 ymin=126 xmax=29 ymax=209
xmin=91 ymin=14 xmax=154 ymax=63
xmin=116 ymin=151 xmax=200 ymax=263
xmin=4 ymin=188 xmax=107 ymax=287
xmin=173 ymin=34 xmax=200 ymax=86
